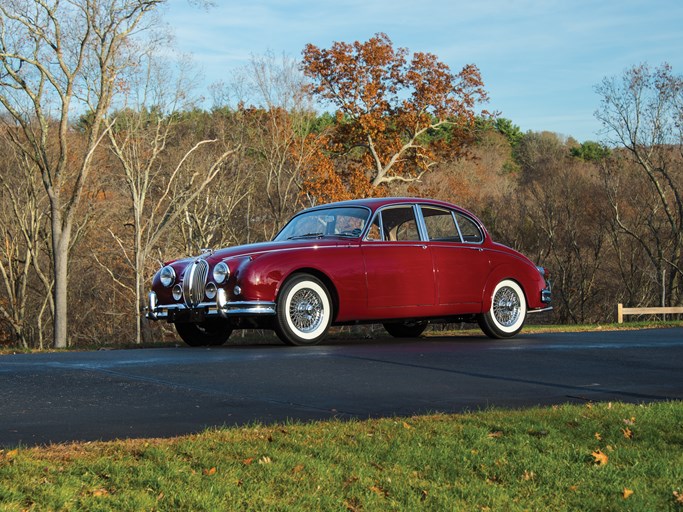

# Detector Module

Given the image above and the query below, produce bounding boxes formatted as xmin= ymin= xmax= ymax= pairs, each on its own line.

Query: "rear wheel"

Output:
xmin=175 ymin=319 xmax=233 ymax=347
xmin=478 ymin=279 xmax=527 ymax=339
xmin=383 ymin=321 xmax=428 ymax=338
xmin=275 ymin=273 xmax=332 ymax=346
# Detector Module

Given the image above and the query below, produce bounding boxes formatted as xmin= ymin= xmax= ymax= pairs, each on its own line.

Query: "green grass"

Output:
xmin=1 ymin=401 xmax=682 ymax=511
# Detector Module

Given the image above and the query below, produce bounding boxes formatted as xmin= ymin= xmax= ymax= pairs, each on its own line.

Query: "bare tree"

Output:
xmin=230 ymin=52 xmax=319 ymax=237
xmin=0 ymin=144 xmax=53 ymax=347
xmin=0 ymin=0 xmax=164 ymax=348
xmin=595 ymin=63 xmax=683 ymax=305
xmin=105 ymin=48 xmax=239 ymax=344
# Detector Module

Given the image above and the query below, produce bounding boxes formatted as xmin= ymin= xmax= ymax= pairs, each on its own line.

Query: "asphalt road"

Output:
xmin=1 ymin=328 xmax=681 ymax=447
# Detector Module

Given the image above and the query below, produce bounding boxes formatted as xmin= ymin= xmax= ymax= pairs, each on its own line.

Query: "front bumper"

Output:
xmin=146 ymin=290 xmax=276 ymax=322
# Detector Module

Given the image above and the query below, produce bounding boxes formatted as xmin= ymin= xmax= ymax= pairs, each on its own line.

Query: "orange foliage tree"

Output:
xmin=301 ymin=33 xmax=488 ymax=200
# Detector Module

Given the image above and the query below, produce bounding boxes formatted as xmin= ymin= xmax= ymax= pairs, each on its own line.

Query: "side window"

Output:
xmin=421 ymin=207 xmax=461 ymax=242
xmin=366 ymin=215 xmax=383 ymax=240
xmin=455 ymin=213 xmax=484 ymax=243
xmin=366 ymin=206 xmax=421 ymax=241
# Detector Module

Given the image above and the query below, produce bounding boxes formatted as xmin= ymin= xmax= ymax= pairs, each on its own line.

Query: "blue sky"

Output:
xmin=162 ymin=0 xmax=683 ymax=142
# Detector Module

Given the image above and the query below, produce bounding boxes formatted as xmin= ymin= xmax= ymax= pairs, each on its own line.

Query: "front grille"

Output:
xmin=183 ymin=259 xmax=209 ymax=307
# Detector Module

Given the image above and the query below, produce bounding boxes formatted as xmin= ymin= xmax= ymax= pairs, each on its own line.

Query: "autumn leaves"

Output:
xmin=299 ymin=33 xmax=487 ymax=202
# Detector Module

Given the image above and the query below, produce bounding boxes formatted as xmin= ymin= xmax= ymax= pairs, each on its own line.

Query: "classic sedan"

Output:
xmin=147 ymin=197 xmax=552 ymax=346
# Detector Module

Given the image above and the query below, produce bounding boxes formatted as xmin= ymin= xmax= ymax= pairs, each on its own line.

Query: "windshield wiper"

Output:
xmin=287 ymin=232 xmax=324 ymax=240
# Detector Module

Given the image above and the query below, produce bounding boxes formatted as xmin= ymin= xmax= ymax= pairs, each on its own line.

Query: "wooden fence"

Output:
xmin=617 ymin=303 xmax=683 ymax=323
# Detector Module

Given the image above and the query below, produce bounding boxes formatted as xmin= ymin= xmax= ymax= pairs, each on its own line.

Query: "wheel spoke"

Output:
xmin=289 ymin=288 xmax=324 ymax=333
xmin=493 ymin=286 xmax=521 ymax=327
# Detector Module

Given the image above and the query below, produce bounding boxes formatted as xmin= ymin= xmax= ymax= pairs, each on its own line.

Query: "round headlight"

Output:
xmin=172 ymin=284 xmax=183 ymax=301
xmin=213 ymin=262 xmax=230 ymax=284
xmin=160 ymin=265 xmax=176 ymax=287
xmin=205 ymin=282 xmax=217 ymax=300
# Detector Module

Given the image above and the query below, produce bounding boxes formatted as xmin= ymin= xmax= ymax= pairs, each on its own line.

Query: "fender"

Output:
xmin=482 ymin=261 xmax=546 ymax=312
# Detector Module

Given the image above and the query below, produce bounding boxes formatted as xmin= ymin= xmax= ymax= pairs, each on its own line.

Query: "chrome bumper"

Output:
xmin=527 ymin=285 xmax=553 ymax=314
xmin=146 ymin=290 xmax=276 ymax=321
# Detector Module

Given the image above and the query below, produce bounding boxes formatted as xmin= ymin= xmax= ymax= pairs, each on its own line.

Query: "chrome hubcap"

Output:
xmin=493 ymin=286 xmax=521 ymax=327
xmin=289 ymin=288 xmax=324 ymax=333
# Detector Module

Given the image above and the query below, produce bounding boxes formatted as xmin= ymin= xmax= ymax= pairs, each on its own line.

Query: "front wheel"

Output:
xmin=175 ymin=319 xmax=233 ymax=347
xmin=478 ymin=279 xmax=527 ymax=339
xmin=275 ymin=273 xmax=332 ymax=346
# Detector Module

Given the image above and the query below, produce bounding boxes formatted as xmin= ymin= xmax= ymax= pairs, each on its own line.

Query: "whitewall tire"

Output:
xmin=275 ymin=273 xmax=332 ymax=346
xmin=478 ymin=279 xmax=527 ymax=339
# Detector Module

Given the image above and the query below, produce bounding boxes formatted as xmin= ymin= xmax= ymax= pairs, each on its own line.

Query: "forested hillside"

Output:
xmin=0 ymin=2 xmax=680 ymax=348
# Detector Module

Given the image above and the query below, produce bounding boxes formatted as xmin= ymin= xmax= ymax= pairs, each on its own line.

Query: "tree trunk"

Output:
xmin=51 ymin=210 xmax=71 ymax=349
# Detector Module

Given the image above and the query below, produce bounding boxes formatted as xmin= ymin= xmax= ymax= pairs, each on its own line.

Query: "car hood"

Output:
xmin=167 ymin=238 xmax=356 ymax=266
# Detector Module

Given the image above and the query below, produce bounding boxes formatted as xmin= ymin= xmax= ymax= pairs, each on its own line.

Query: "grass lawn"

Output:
xmin=1 ymin=401 xmax=682 ymax=511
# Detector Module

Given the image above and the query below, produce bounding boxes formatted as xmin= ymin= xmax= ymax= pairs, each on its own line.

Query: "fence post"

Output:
xmin=617 ymin=303 xmax=623 ymax=324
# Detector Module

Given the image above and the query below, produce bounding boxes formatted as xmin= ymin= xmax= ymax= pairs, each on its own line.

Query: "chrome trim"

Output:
xmin=146 ymin=297 xmax=276 ymax=321
xmin=220 ymin=302 xmax=277 ymax=316
xmin=541 ymin=280 xmax=552 ymax=304
xmin=205 ymin=282 xmax=217 ymax=300
xmin=172 ymin=284 xmax=182 ymax=301
xmin=413 ymin=204 xmax=429 ymax=241
xmin=213 ymin=261 xmax=230 ymax=284
xmin=527 ymin=306 xmax=553 ymax=314
xmin=160 ymin=265 xmax=176 ymax=287
xmin=147 ymin=292 xmax=158 ymax=320
xmin=183 ymin=259 xmax=209 ymax=306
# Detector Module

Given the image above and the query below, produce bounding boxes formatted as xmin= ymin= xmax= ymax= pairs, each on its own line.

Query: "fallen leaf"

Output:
xmin=242 ymin=457 xmax=254 ymax=466
xmin=292 ymin=464 xmax=304 ymax=474
xmin=344 ymin=498 xmax=362 ymax=512
xmin=370 ymin=485 xmax=388 ymax=498
xmin=487 ymin=431 xmax=503 ymax=439
xmin=402 ymin=421 xmax=412 ymax=429
xmin=258 ymin=456 xmax=272 ymax=465
xmin=343 ymin=476 xmax=359 ymax=489
xmin=92 ymin=489 xmax=109 ymax=497
xmin=522 ymin=470 xmax=535 ymax=481
xmin=623 ymin=417 xmax=636 ymax=426
xmin=594 ymin=432 xmax=602 ymax=441
xmin=569 ymin=485 xmax=579 ymax=492
xmin=623 ymin=488 xmax=634 ymax=499
xmin=622 ymin=427 xmax=634 ymax=439
xmin=3 ymin=449 xmax=18 ymax=462
xmin=592 ymin=449 xmax=609 ymax=466
xmin=674 ymin=490 xmax=683 ymax=504
xmin=203 ymin=467 xmax=217 ymax=476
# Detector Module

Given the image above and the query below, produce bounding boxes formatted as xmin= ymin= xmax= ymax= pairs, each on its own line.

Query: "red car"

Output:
xmin=147 ymin=198 xmax=551 ymax=346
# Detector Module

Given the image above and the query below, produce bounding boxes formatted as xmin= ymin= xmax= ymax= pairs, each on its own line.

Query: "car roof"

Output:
xmin=306 ymin=197 xmax=471 ymax=214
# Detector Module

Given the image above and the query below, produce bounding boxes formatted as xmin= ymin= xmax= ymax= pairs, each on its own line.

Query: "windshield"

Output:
xmin=274 ymin=206 xmax=371 ymax=241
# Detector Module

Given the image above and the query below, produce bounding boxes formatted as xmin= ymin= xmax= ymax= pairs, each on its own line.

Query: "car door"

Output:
xmin=420 ymin=206 xmax=490 ymax=309
xmin=362 ymin=205 xmax=436 ymax=309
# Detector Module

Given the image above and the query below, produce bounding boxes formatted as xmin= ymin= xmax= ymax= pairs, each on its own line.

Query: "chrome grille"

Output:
xmin=183 ymin=259 xmax=209 ymax=307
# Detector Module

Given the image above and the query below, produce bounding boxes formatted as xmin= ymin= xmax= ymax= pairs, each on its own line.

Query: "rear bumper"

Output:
xmin=528 ymin=283 xmax=552 ymax=314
